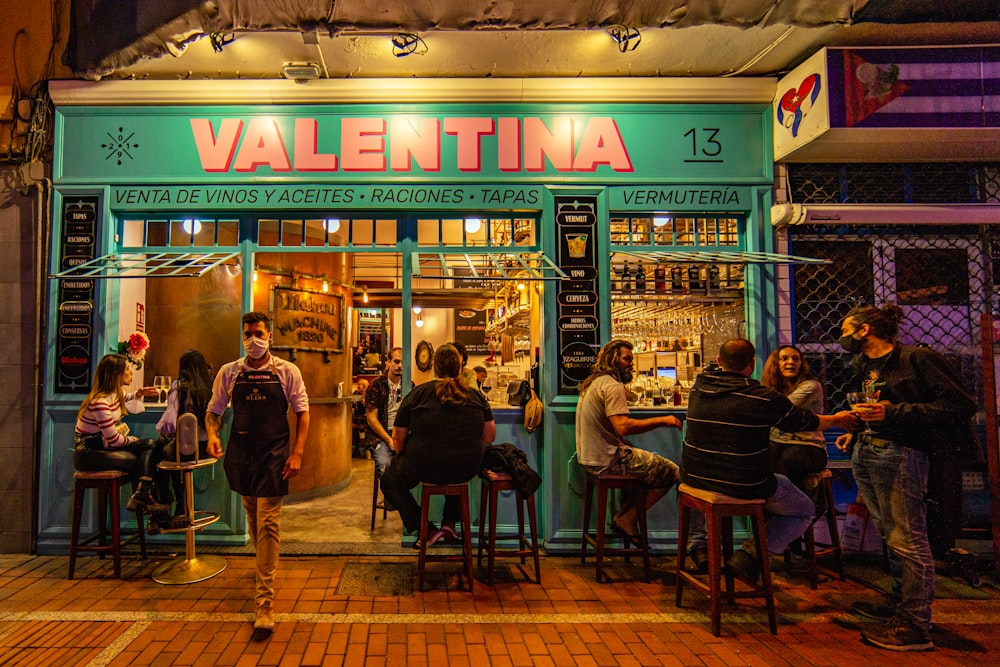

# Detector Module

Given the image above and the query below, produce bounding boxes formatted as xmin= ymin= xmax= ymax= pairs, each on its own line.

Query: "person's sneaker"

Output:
xmin=861 ymin=614 xmax=933 ymax=652
xmin=852 ymin=599 xmax=897 ymax=622
xmin=726 ymin=548 xmax=760 ymax=584
xmin=687 ymin=547 xmax=709 ymax=574
xmin=253 ymin=605 xmax=275 ymax=639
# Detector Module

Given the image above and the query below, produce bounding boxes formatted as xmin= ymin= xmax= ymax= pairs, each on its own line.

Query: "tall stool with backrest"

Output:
xmin=783 ymin=469 xmax=845 ymax=589
xmin=152 ymin=413 xmax=227 ymax=584
xmin=580 ymin=470 xmax=651 ymax=583
xmin=68 ymin=470 xmax=146 ymax=579
xmin=417 ymin=482 xmax=474 ymax=592
xmin=675 ymin=483 xmax=778 ymax=636
xmin=477 ymin=474 xmax=541 ymax=584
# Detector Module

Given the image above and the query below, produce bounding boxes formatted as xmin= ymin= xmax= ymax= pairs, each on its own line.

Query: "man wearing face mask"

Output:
xmin=834 ymin=304 xmax=975 ymax=652
xmin=575 ymin=339 xmax=682 ymax=539
xmin=206 ymin=311 xmax=310 ymax=639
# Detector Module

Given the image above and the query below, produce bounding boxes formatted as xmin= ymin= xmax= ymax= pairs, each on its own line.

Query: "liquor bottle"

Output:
xmin=708 ymin=264 xmax=721 ymax=291
xmin=635 ymin=262 xmax=647 ymax=292
xmin=620 ymin=261 xmax=632 ymax=294
xmin=654 ymin=264 xmax=666 ymax=292
xmin=671 ymin=379 xmax=683 ymax=406
xmin=670 ymin=265 xmax=684 ymax=292
xmin=688 ymin=264 xmax=703 ymax=291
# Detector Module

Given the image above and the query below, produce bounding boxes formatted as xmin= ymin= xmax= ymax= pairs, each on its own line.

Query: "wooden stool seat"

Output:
xmin=675 ymin=483 xmax=778 ymax=636
xmin=477 ymin=476 xmax=541 ymax=584
xmin=580 ymin=470 xmax=651 ymax=583
xmin=417 ymin=482 xmax=475 ymax=592
xmin=68 ymin=470 xmax=146 ymax=579
xmin=784 ymin=470 xmax=845 ymax=589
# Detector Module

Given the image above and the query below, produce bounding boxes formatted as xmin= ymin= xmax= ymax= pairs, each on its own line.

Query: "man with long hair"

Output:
xmin=575 ymin=339 xmax=682 ymax=539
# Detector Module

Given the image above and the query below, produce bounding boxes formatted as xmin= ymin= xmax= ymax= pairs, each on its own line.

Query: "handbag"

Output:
xmin=506 ymin=380 xmax=531 ymax=407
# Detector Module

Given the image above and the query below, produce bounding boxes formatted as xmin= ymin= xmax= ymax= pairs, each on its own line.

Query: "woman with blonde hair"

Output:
xmin=760 ymin=344 xmax=827 ymax=490
xmin=379 ymin=344 xmax=496 ymax=547
xmin=74 ymin=354 xmax=169 ymax=512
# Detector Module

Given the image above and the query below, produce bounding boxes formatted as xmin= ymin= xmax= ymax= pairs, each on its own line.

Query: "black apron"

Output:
xmin=223 ymin=360 xmax=291 ymax=497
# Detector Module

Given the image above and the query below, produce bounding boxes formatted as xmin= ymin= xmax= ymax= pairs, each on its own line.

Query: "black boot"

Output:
xmin=127 ymin=478 xmax=168 ymax=513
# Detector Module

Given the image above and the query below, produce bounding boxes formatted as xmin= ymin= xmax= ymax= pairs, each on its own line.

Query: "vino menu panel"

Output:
xmin=554 ymin=196 xmax=600 ymax=395
xmin=56 ymin=195 xmax=99 ymax=393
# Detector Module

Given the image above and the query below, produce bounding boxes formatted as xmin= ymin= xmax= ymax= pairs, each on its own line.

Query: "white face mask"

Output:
xmin=243 ymin=335 xmax=270 ymax=359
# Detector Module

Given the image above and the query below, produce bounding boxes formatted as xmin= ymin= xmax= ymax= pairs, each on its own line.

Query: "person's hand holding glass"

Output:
xmin=847 ymin=391 xmax=880 ymax=434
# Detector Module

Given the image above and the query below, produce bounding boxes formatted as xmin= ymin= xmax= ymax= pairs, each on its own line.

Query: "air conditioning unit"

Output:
xmin=771 ymin=204 xmax=997 ymax=228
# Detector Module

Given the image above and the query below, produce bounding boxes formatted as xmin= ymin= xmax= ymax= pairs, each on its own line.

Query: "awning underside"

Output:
xmin=412 ymin=251 xmax=568 ymax=281
xmin=51 ymin=251 xmax=241 ymax=279
xmin=611 ymin=249 xmax=830 ymax=265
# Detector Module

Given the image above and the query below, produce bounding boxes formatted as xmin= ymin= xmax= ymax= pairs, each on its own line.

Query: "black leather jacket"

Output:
xmin=849 ymin=344 xmax=976 ymax=455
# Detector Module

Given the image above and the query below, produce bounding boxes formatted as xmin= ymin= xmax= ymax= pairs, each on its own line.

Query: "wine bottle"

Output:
xmin=687 ymin=264 xmax=702 ymax=291
xmin=635 ymin=262 xmax=646 ymax=292
xmin=670 ymin=265 xmax=684 ymax=292
xmin=708 ymin=264 xmax=721 ymax=291
xmin=620 ymin=261 xmax=632 ymax=294
xmin=654 ymin=264 xmax=666 ymax=292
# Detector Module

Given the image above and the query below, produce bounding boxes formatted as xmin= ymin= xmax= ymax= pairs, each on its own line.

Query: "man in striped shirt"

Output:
xmin=682 ymin=339 xmax=856 ymax=582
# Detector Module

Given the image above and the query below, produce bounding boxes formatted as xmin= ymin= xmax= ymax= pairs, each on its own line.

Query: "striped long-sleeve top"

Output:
xmin=682 ymin=366 xmax=820 ymax=500
xmin=75 ymin=393 xmax=135 ymax=449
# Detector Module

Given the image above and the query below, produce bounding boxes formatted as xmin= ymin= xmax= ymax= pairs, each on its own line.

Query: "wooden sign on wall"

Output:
xmin=269 ymin=286 xmax=345 ymax=355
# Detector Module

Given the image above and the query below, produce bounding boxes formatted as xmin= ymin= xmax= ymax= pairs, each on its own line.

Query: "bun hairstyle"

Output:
xmin=846 ymin=303 xmax=904 ymax=341
xmin=434 ymin=344 xmax=471 ymax=406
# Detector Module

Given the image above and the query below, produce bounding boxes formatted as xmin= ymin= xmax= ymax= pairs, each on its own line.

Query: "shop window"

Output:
xmin=417 ymin=216 xmax=538 ymax=248
xmin=612 ymin=215 xmax=741 ymax=248
xmin=121 ymin=218 xmax=237 ymax=248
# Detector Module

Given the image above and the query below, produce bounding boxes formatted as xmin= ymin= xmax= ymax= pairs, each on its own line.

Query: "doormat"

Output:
xmin=335 ymin=562 xmax=414 ymax=596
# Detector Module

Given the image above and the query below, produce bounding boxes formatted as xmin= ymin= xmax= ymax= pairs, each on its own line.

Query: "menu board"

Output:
xmin=454 ymin=308 xmax=489 ymax=354
xmin=55 ymin=196 xmax=99 ymax=393
xmin=554 ymin=196 xmax=600 ymax=395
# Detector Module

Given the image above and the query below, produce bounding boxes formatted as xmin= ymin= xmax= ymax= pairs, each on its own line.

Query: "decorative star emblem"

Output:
xmin=101 ymin=127 xmax=139 ymax=165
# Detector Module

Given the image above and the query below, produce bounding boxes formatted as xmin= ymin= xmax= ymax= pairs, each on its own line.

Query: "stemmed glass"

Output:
xmin=159 ymin=376 xmax=172 ymax=404
xmin=153 ymin=376 xmax=165 ymax=404
xmin=846 ymin=391 xmax=877 ymax=435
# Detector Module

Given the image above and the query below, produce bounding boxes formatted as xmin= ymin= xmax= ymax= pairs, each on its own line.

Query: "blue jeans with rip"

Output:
xmin=852 ymin=439 xmax=934 ymax=630
xmin=371 ymin=440 xmax=394 ymax=477
xmin=686 ymin=474 xmax=815 ymax=556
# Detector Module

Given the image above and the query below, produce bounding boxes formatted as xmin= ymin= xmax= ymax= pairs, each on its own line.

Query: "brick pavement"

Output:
xmin=1 ymin=552 xmax=997 ymax=666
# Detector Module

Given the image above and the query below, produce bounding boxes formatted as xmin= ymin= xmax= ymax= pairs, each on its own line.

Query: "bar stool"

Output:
xmin=675 ymin=483 xmax=777 ymax=636
xmin=68 ymin=470 xmax=146 ymax=579
xmin=580 ymin=470 xmax=651 ymax=583
xmin=371 ymin=469 xmax=387 ymax=530
xmin=417 ymin=482 xmax=474 ymax=592
xmin=152 ymin=413 xmax=227 ymax=585
xmin=784 ymin=470 xmax=845 ymax=589
xmin=477 ymin=474 xmax=541 ymax=584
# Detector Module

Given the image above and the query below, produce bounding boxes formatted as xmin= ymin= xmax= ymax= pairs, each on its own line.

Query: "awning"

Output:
xmin=51 ymin=251 xmax=241 ymax=280
xmin=411 ymin=251 xmax=569 ymax=280
xmin=610 ymin=249 xmax=830 ymax=265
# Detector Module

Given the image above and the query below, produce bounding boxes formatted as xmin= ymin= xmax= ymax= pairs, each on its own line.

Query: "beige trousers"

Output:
xmin=241 ymin=495 xmax=283 ymax=609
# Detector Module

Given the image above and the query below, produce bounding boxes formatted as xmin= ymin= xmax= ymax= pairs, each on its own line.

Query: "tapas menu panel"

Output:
xmin=56 ymin=195 xmax=99 ymax=393
xmin=555 ymin=196 xmax=600 ymax=395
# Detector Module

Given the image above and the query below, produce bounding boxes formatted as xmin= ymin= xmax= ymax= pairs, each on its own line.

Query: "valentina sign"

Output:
xmin=190 ymin=116 xmax=634 ymax=174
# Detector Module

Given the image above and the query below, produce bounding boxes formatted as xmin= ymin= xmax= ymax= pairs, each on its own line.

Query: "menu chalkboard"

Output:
xmin=554 ymin=196 xmax=600 ymax=394
xmin=56 ymin=196 xmax=99 ymax=393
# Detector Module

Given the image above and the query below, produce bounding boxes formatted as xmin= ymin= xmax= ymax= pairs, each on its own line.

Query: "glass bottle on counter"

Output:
xmin=671 ymin=379 xmax=684 ymax=406
xmin=620 ymin=261 xmax=632 ymax=294
xmin=708 ymin=264 xmax=721 ymax=292
xmin=635 ymin=262 xmax=647 ymax=292
xmin=687 ymin=264 xmax=703 ymax=291
xmin=654 ymin=264 xmax=666 ymax=292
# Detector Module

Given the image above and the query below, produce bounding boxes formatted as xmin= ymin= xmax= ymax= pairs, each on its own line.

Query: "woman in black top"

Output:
xmin=380 ymin=344 xmax=495 ymax=546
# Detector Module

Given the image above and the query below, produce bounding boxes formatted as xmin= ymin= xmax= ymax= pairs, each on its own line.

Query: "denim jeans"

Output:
xmin=686 ymin=474 xmax=815 ymax=556
xmin=371 ymin=440 xmax=394 ymax=477
xmin=852 ymin=440 xmax=934 ymax=630
xmin=242 ymin=495 xmax=283 ymax=610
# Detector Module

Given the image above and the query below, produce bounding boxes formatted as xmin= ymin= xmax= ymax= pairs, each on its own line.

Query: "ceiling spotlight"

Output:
xmin=464 ymin=218 xmax=482 ymax=234
xmin=413 ymin=306 xmax=422 ymax=315
xmin=653 ymin=216 xmax=670 ymax=227
xmin=606 ymin=24 xmax=641 ymax=52
xmin=325 ymin=218 xmax=340 ymax=233
xmin=182 ymin=218 xmax=202 ymax=235
xmin=415 ymin=314 xmax=424 ymax=328
xmin=392 ymin=33 xmax=427 ymax=58
xmin=517 ymin=282 xmax=526 ymax=291
xmin=282 ymin=62 xmax=322 ymax=81
xmin=322 ymin=280 xmax=329 ymax=293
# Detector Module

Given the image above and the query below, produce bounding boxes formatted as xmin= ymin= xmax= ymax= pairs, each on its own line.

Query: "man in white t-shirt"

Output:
xmin=575 ymin=339 xmax=681 ymax=539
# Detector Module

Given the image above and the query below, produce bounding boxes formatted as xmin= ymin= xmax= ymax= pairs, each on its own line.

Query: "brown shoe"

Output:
xmin=253 ymin=605 xmax=274 ymax=639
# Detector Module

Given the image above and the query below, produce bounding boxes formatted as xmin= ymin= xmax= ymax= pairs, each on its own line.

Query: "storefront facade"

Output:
xmin=40 ymin=78 xmax=789 ymax=554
